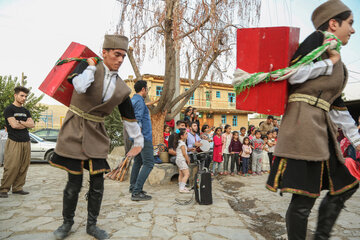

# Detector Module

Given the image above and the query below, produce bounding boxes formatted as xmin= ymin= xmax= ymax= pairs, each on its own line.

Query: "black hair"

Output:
xmin=201 ymin=124 xmax=209 ymax=133
xmin=267 ymin=115 xmax=274 ymax=120
xmin=134 ymin=80 xmax=147 ymax=93
xmin=254 ymin=130 xmax=261 ymax=136
xmin=267 ymin=131 xmax=272 ymax=135
xmin=247 ymin=125 xmax=255 ymax=136
xmin=174 ymin=128 xmax=187 ymax=149
xmin=164 ymin=124 xmax=170 ymax=131
xmin=224 ymin=124 xmax=231 ymax=133
xmin=190 ymin=121 xmax=198 ymax=128
xmin=14 ymin=86 xmax=29 ymax=94
xmin=243 ymin=136 xmax=250 ymax=145
xmin=176 ymin=120 xmax=186 ymax=126
xmin=240 ymin=127 xmax=246 ymax=131
xmin=232 ymin=131 xmax=239 ymax=139
xmin=262 ymin=135 xmax=268 ymax=140
xmin=185 ymin=108 xmax=192 ymax=116
xmin=318 ymin=11 xmax=352 ymax=31
xmin=214 ymin=127 xmax=222 ymax=135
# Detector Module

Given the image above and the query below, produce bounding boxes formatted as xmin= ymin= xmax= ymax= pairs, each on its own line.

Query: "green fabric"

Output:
xmin=56 ymin=57 xmax=102 ymax=66
xmin=234 ymin=31 xmax=342 ymax=94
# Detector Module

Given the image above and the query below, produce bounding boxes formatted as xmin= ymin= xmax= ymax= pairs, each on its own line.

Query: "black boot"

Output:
xmin=314 ymin=185 xmax=358 ymax=240
xmin=286 ymin=194 xmax=316 ymax=240
xmin=86 ymin=175 xmax=109 ymax=240
xmin=54 ymin=181 xmax=81 ymax=240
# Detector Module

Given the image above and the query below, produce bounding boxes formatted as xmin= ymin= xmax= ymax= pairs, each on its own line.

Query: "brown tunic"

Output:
xmin=55 ymin=63 xmax=131 ymax=160
xmin=274 ymin=57 xmax=348 ymax=163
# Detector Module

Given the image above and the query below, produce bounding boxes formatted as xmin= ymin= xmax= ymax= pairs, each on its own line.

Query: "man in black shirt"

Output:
xmin=0 ymin=86 xmax=34 ymax=198
xmin=168 ymin=120 xmax=186 ymax=164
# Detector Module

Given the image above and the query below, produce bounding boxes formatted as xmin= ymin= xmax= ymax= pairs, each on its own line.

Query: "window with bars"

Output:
xmin=221 ymin=115 xmax=227 ymax=124
xmin=184 ymin=88 xmax=194 ymax=105
xmin=228 ymin=92 xmax=236 ymax=107
xmin=156 ymin=86 xmax=163 ymax=96
xmin=216 ymin=91 xmax=221 ymax=98
xmin=233 ymin=115 xmax=238 ymax=126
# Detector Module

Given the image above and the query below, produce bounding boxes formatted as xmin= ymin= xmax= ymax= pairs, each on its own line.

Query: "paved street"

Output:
xmin=0 ymin=163 xmax=359 ymax=240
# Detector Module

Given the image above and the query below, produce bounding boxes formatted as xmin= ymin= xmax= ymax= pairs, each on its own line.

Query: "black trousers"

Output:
xmin=63 ymin=172 xmax=104 ymax=225
xmin=67 ymin=172 xmax=104 ymax=192
xmin=230 ymin=153 xmax=240 ymax=173
xmin=286 ymin=184 xmax=358 ymax=240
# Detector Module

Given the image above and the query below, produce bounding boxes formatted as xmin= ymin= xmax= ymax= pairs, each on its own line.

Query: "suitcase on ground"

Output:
xmin=194 ymin=172 xmax=212 ymax=205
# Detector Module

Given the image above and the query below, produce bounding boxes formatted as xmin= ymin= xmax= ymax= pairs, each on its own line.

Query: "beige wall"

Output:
xmin=212 ymin=113 xmax=248 ymax=130
xmin=35 ymin=104 xmax=68 ymax=130
xmin=249 ymin=118 xmax=267 ymax=128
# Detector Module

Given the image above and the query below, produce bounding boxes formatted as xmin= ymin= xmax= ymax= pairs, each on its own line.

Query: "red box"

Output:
xmin=39 ymin=42 xmax=99 ymax=106
xmin=236 ymin=27 xmax=300 ymax=115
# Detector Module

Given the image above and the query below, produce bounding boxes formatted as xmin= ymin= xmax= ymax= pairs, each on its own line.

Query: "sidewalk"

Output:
xmin=0 ymin=164 xmax=359 ymax=240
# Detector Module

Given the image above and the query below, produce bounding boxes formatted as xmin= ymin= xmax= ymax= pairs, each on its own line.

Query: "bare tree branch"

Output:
xmin=127 ymin=47 xmax=142 ymax=80
xmin=186 ymin=52 xmax=193 ymax=86
xmin=129 ymin=24 xmax=161 ymax=42
xmin=168 ymin=49 xmax=220 ymax=110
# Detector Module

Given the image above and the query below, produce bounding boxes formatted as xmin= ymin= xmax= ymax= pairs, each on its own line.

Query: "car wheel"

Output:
xmin=45 ymin=150 xmax=54 ymax=162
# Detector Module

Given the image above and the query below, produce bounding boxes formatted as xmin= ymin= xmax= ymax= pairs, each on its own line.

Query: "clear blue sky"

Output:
xmin=0 ymin=0 xmax=359 ymax=104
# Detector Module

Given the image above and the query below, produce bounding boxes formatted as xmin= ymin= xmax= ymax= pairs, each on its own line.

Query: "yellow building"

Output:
xmin=125 ymin=74 xmax=252 ymax=129
xmin=35 ymin=104 xmax=68 ymax=130
xmin=36 ymin=75 xmax=252 ymax=131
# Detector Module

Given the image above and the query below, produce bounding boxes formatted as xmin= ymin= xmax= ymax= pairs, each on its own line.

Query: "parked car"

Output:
xmin=29 ymin=133 xmax=56 ymax=162
xmin=33 ymin=128 xmax=59 ymax=142
xmin=0 ymin=131 xmax=56 ymax=163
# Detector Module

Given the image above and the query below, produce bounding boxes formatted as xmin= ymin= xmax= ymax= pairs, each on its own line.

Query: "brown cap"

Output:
xmin=311 ymin=0 xmax=351 ymax=29
xmin=102 ymin=35 xmax=129 ymax=51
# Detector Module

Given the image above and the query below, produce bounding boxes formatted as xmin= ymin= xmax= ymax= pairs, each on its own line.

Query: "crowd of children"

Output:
xmin=168 ymin=121 xmax=278 ymax=187
xmin=164 ymin=107 xmax=279 ymax=192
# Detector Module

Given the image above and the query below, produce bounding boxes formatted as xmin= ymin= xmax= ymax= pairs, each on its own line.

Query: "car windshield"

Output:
xmin=30 ymin=133 xmax=44 ymax=142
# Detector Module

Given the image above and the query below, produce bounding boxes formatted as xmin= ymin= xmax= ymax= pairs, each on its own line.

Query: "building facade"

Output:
xmin=125 ymin=74 xmax=252 ymax=130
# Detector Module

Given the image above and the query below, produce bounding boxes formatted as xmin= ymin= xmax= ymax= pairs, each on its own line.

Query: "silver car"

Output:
xmin=0 ymin=131 xmax=56 ymax=163
xmin=29 ymin=133 xmax=56 ymax=162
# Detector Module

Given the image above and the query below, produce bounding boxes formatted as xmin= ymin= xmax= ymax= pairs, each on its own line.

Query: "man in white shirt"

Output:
xmin=51 ymin=35 xmax=143 ymax=240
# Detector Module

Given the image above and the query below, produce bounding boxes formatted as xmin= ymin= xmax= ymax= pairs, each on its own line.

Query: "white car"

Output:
xmin=29 ymin=133 xmax=56 ymax=162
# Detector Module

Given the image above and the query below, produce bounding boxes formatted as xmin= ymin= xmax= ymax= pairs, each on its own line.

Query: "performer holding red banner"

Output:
xmin=265 ymin=1 xmax=360 ymax=239
xmin=49 ymin=35 xmax=143 ymax=240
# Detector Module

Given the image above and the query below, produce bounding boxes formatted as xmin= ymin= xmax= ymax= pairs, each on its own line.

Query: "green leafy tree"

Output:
xmin=104 ymin=108 xmax=124 ymax=152
xmin=0 ymin=74 xmax=48 ymax=129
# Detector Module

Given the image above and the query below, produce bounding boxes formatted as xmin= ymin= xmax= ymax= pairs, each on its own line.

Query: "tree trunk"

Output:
xmin=151 ymin=111 xmax=167 ymax=146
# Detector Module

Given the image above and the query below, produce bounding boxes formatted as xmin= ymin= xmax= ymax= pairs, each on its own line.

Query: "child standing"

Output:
xmin=222 ymin=125 xmax=232 ymax=175
xmin=262 ymin=136 xmax=270 ymax=173
xmin=163 ymin=125 xmax=171 ymax=148
xmin=247 ymin=125 xmax=256 ymax=141
xmin=251 ymin=130 xmax=264 ymax=175
xmin=212 ymin=127 xmax=223 ymax=175
xmin=267 ymin=130 xmax=275 ymax=166
xmin=239 ymin=127 xmax=247 ymax=143
xmin=175 ymin=129 xmax=191 ymax=193
xmin=241 ymin=137 xmax=252 ymax=176
xmin=229 ymin=131 xmax=242 ymax=175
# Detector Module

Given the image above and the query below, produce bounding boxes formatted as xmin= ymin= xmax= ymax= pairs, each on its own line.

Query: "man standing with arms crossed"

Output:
xmin=0 ymin=86 xmax=34 ymax=198
xmin=50 ymin=35 xmax=143 ymax=240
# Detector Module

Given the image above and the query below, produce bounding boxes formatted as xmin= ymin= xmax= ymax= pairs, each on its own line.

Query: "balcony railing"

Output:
xmin=149 ymin=96 xmax=237 ymax=109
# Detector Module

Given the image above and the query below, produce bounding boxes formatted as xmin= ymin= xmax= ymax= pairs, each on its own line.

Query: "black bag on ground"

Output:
xmin=194 ymin=172 xmax=212 ymax=205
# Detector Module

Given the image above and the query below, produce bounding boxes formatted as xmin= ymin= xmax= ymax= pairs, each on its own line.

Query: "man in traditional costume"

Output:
xmin=266 ymin=1 xmax=360 ymax=239
xmin=50 ymin=35 xmax=143 ymax=240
